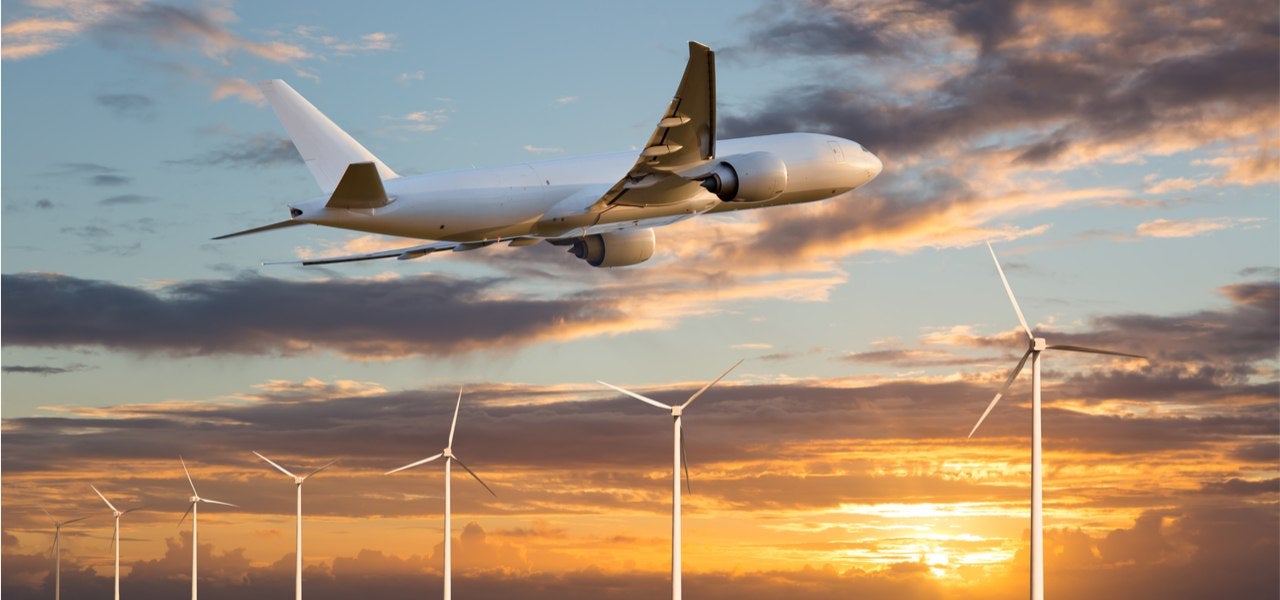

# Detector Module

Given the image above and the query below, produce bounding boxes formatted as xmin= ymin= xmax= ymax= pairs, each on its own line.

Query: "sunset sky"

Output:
xmin=2 ymin=1 xmax=1277 ymax=598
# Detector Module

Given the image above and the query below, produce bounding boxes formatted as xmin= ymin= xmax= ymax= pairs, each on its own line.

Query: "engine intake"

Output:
xmin=699 ymin=151 xmax=788 ymax=203
xmin=568 ymin=228 xmax=656 ymax=267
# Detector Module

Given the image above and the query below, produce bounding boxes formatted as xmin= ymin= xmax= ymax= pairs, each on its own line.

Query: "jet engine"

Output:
xmin=568 ymin=228 xmax=656 ymax=267
xmin=698 ymin=151 xmax=788 ymax=203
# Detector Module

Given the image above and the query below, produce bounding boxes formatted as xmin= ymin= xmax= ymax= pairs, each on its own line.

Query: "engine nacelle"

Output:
xmin=568 ymin=228 xmax=656 ymax=267
xmin=699 ymin=151 xmax=788 ymax=203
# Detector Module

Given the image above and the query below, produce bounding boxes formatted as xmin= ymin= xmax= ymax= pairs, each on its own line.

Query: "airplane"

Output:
xmin=216 ymin=41 xmax=882 ymax=267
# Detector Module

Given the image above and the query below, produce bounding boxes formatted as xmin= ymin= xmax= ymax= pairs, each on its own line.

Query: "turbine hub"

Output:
xmin=443 ymin=448 xmax=454 ymax=458
xmin=671 ymin=406 xmax=683 ymax=417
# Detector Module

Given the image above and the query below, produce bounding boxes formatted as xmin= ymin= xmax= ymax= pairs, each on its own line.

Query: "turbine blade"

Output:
xmin=91 ymin=484 xmax=119 ymax=513
xmin=1047 ymin=344 xmax=1146 ymax=359
xmin=200 ymin=498 xmax=239 ymax=508
xmin=303 ymin=459 xmax=339 ymax=480
xmin=63 ymin=515 xmax=92 ymax=526
xmin=597 ymin=381 xmax=671 ymax=410
xmin=681 ymin=359 xmax=744 ymax=409
xmin=180 ymin=456 xmax=199 ymax=496
xmin=968 ymin=348 xmax=1032 ymax=438
xmin=448 ymin=387 xmax=463 ymax=448
xmin=680 ymin=422 xmax=692 ymax=494
xmin=121 ymin=506 xmax=144 ymax=516
xmin=452 ymin=457 xmax=497 ymax=497
xmin=385 ymin=453 xmax=443 ymax=475
xmin=987 ymin=242 xmax=1034 ymax=341
xmin=178 ymin=502 xmax=194 ymax=529
xmin=41 ymin=508 xmax=57 ymax=526
xmin=253 ymin=451 xmax=297 ymax=478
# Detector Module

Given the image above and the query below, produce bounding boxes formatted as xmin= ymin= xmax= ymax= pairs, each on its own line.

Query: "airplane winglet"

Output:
xmin=327 ymin=162 xmax=389 ymax=209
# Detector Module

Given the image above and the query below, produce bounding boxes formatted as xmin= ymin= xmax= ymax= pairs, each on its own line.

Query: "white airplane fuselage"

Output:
xmin=288 ymin=132 xmax=880 ymax=243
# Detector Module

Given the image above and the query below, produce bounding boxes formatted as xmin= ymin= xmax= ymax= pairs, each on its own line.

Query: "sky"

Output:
xmin=1 ymin=0 xmax=1277 ymax=598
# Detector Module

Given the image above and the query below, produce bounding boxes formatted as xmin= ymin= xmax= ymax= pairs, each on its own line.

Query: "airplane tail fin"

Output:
xmin=260 ymin=80 xmax=399 ymax=194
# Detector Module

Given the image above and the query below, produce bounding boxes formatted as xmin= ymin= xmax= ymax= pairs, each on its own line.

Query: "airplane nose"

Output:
xmin=864 ymin=149 xmax=883 ymax=181
xmin=840 ymin=140 xmax=882 ymax=185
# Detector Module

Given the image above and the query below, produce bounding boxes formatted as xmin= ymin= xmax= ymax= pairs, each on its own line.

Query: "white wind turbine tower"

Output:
xmin=252 ymin=451 xmax=336 ymax=600
xmin=91 ymin=484 xmax=140 ymax=600
xmin=969 ymin=243 xmax=1145 ymax=600
xmin=42 ymin=508 xmax=89 ymax=600
xmin=597 ymin=359 xmax=743 ymax=600
xmin=385 ymin=388 xmax=496 ymax=600
xmin=178 ymin=456 xmax=238 ymax=600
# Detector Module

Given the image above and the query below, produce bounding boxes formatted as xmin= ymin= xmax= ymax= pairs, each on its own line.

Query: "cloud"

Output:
xmin=1 ymin=363 xmax=91 ymax=376
xmin=209 ymin=77 xmax=263 ymax=105
xmin=723 ymin=0 xmax=1277 ymax=166
xmin=397 ymin=69 xmax=425 ymax=83
xmin=53 ymin=162 xmax=133 ymax=186
xmin=1135 ymin=217 xmax=1263 ymax=239
xmin=292 ymin=28 xmax=396 ymax=55
xmin=523 ymin=144 xmax=563 ymax=155
xmin=168 ymin=134 xmax=300 ymax=169
xmin=381 ymin=109 xmax=449 ymax=133
xmin=95 ymin=3 xmax=310 ymax=64
xmin=0 ymin=273 xmax=629 ymax=360
xmin=99 ymin=194 xmax=156 ymax=206
xmin=95 ymin=93 xmax=156 ymax=121
xmin=1 ymin=266 xmax=1274 ymax=594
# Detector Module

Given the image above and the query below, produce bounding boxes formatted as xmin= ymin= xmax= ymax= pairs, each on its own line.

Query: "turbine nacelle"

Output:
xmin=1032 ymin=337 xmax=1046 ymax=352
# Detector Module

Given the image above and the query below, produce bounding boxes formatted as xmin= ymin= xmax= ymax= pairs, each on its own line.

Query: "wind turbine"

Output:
xmin=385 ymin=388 xmax=496 ymax=600
xmin=42 ymin=509 xmax=89 ymax=600
xmin=969 ymin=243 xmax=1145 ymax=600
xmin=597 ymin=359 xmax=743 ymax=600
xmin=252 ymin=451 xmax=336 ymax=600
xmin=91 ymin=485 xmax=140 ymax=600
xmin=178 ymin=456 xmax=238 ymax=600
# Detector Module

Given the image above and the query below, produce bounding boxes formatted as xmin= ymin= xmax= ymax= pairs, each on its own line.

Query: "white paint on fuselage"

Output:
xmin=288 ymin=133 xmax=880 ymax=242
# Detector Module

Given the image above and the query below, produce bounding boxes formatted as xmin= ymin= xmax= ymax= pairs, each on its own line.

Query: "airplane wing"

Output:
xmin=597 ymin=41 xmax=716 ymax=208
xmin=265 ymin=239 xmax=511 ymax=266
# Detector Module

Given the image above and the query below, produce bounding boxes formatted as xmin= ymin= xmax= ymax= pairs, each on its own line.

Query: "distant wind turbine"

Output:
xmin=598 ymin=359 xmax=743 ymax=600
xmin=42 ymin=509 xmax=90 ymax=600
xmin=91 ymin=485 xmax=140 ymax=600
xmin=969 ymin=242 xmax=1145 ymax=600
xmin=178 ymin=456 xmax=238 ymax=600
xmin=385 ymin=388 xmax=496 ymax=600
xmin=252 ymin=451 xmax=336 ymax=600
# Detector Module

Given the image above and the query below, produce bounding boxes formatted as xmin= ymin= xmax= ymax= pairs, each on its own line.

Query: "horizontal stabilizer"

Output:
xmin=212 ymin=219 xmax=305 ymax=240
xmin=327 ymin=162 xmax=389 ymax=209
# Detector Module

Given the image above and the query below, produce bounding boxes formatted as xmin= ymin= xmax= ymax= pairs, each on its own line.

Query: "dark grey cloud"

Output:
xmin=99 ymin=194 xmax=156 ymax=206
xmin=169 ymin=134 xmax=301 ymax=169
xmin=91 ymin=174 xmax=130 ymax=186
xmin=1 ymin=364 xmax=90 ymax=376
xmin=0 ymin=273 xmax=624 ymax=359
xmin=95 ymin=93 xmax=156 ymax=121
xmin=59 ymin=225 xmax=112 ymax=240
xmin=52 ymin=162 xmax=133 ymax=187
xmin=1196 ymin=478 xmax=1279 ymax=496
xmin=722 ymin=0 xmax=1278 ymax=159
